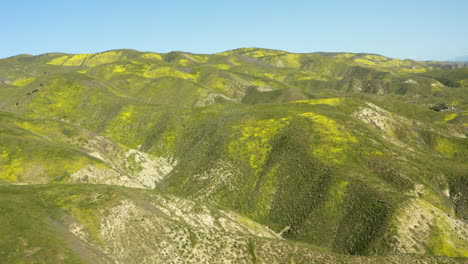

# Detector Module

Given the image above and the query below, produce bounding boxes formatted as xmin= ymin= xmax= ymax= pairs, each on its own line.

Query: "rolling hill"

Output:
xmin=0 ymin=48 xmax=467 ymax=263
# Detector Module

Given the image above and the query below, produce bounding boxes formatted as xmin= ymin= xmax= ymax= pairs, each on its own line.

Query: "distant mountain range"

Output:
xmin=450 ymin=55 xmax=468 ymax=62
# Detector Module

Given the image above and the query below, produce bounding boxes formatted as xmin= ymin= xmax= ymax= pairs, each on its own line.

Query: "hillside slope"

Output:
xmin=0 ymin=48 xmax=467 ymax=263
xmin=0 ymin=184 xmax=464 ymax=264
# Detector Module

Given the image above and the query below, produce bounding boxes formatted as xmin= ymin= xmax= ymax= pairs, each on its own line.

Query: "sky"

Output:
xmin=1 ymin=0 xmax=467 ymax=61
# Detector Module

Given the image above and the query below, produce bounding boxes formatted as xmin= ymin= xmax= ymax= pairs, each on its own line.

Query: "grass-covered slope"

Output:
xmin=152 ymin=98 xmax=467 ymax=256
xmin=0 ymin=48 xmax=467 ymax=263
xmin=0 ymin=111 xmax=104 ymax=183
xmin=0 ymin=184 xmax=464 ymax=264
xmin=0 ymin=110 xmax=178 ymax=189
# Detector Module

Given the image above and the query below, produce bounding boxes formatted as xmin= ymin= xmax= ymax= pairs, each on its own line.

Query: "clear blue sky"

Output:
xmin=1 ymin=0 xmax=467 ymax=60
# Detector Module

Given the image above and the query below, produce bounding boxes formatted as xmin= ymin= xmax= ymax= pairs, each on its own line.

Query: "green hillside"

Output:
xmin=2 ymin=184 xmax=464 ymax=264
xmin=0 ymin=48 xmax=467 ymax=263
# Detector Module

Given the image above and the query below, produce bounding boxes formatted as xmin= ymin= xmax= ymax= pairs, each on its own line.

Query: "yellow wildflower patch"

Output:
xmin=299 ymin=112 xmax=357 ymax=164
xmin=141 ymin=53 xmax=163 ymax=60
xmin=293 ymin=97 xmax=345 ymax=106
xmin=48 ymin=54 xmax=91 ymax=66
xmin=144 ymin=67 xmax=192 ymax=79
xmin=435 ymin=138 xmax=461 ymax=158
xmin=12 ymin=77 xmax=35 ymax=87
xmin=228 ymin=118 xmax=290 ymax=173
